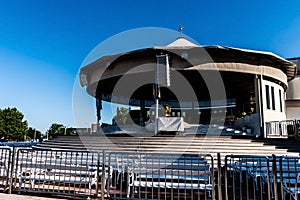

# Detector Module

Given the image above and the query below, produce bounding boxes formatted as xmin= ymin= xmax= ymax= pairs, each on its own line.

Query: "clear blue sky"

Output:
xmin=1 ymin=0 xmax=300 ymax=132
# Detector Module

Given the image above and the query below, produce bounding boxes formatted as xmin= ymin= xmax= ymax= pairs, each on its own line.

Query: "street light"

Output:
xmin=62 ymin=125 xmax=69 ymax=136
xmin=62 ymin=126 xmax=67 ymax=135
xmin=85 ymin=122 xmax=92 ymax=134
xmin=44 ymin=128 xmax=48 ymax=140
xmin=34 ymin=129 xmax=36 ymax=142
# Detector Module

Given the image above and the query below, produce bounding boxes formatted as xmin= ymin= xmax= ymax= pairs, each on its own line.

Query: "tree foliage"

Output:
xmin=46 ymin=123 xmax=77 ymax=139
xmin=27 ymin=127 xmax=42 ymax=141
xmin=0 ymin=107 xmax=28 ymax=141
xmin=46 ymin=123 xmax=63 ymax=139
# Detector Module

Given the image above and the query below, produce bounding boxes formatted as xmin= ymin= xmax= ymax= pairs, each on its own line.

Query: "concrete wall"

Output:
xmin=286 ymin=77 xmax=300 ymax=100
xmin=286 ymin=100 xmax=300 ymax=120
xmin=285 ymin=57 xmax=300 ymax=120
xmin=286 ymin=107 xmax=300 ymax=120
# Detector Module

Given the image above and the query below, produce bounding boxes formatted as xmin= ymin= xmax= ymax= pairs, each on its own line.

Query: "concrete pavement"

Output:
xmin=0 ymin=193 xmax=69 ymax=200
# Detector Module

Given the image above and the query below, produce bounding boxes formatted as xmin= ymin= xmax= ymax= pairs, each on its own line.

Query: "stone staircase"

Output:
xmin=33 ymin=134 xmax=300 ymax=165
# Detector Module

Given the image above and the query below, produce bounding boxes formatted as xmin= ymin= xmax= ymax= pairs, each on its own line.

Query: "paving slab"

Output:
xmin=0 ymin=193 xmax=69 ymax=200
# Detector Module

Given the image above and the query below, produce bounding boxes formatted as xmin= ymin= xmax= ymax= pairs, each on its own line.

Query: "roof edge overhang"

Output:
xmin=186 ymin=62 xmax=288 ymax=87
xmin=80 ymin=46 xmax=296 ymax=102
xmin=80 ymin=45 xmax=296 ymax=86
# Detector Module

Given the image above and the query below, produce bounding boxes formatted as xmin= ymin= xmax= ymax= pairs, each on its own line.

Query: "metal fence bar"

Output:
xmin=279 ymin=156 xmax=284 ymax=200
xmin=7 ymin=147 xmax=13 ymax=194
xmin=100 ymin=149 xmax=105 ymax=200
xmin=224 ymin=155 xmax=229 ymax=200
xmin=0 ymin=147 xmax=12 ymax=193
xmin=272 ymin=154 xmax=279 ymax=200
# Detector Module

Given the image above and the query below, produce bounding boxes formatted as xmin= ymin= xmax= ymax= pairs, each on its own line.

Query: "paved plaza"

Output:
xmin=0 ymin=193 xmax=68 ymax=200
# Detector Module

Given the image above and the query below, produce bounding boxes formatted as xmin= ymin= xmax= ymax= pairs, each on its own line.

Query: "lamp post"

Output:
xmin=44 ymin=128 xmax=48 ymax=140
xmin=34 ymin=129 xmax=36 ymax=142
xmin=85 ymin=122 xmax=91 ymax=134
xmin=63 ymin=125 xmax=70 ymax=135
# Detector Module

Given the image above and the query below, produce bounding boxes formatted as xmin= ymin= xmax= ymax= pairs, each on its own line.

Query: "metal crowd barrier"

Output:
xmin=276 ymin=156 xmax=300 ymax=200
xmin=0 ymin=147 xmax=12 ymax=192
xmin=107 ymin=152 xmax=215 ymax=200
xmin=1 ymin=145 xmax=300 ymax=200
xmin=224 ymin=154 xmax=273 ymax=200
xmin=13 ymin=148 xmax=108 ymax=199
xmin=224 ymin=155 xmax=300 ymax=200
xmin=266 ymin=120 xmax=300 ymax=138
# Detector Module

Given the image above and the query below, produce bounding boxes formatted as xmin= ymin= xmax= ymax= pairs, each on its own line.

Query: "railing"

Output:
xmin=0 ymin=147 xmax=12 ymax=192
xmin=107 ymin=152 xmax=215 ymax=200
xmin=224 ymin=155 xmax=272 ymax=200
xmin=14 ymin=149 xmax=107 ymax=199
xmin=224 ymin=154 xmax=300 ymax=200
xmin=278 ymin=156 xmax=300 ymax=200
xmin=266 ymin=119 xmax=300 ymax=138
xmin=1 ymin=147 xmax=300 ymax=199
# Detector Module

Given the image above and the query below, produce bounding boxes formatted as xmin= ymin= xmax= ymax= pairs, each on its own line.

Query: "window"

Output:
xmin=279 ymin=89 xmax=283 ymax=112
xmin=271 ymin=86 xmax=275 ymax=110
xmin=265 ymin=85 xmax=270 ymax=109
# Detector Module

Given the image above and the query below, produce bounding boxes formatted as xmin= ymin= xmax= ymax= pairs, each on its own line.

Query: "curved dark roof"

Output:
xmin=79 ymin=42 xmax=296 ymax=107
xmin=81 ymin=45 xmax=296 ymax=85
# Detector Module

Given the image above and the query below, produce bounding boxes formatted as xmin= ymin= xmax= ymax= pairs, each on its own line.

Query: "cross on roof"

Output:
xmin=179 ymin=25 xmax=184 ymax=34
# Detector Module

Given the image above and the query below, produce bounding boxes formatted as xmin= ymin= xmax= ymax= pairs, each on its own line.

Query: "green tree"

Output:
xmin=46 ymin=123 xmax=64 ymax=139
xmin=46 ymin=123 xmax=77 ymax=139
xmin=27 ymin=127 xmax=42 ymax=141
xmin=0 ymin=107 xmax=28 ymax=141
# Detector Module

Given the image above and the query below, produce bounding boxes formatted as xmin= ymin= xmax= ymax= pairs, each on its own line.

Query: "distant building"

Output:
xmin=286 ymin=57 xmax=300 ymax=120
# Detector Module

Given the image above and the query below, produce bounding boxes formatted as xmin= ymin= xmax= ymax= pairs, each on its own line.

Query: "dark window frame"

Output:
xmin=271 ymin=86 xmax=275 ymax=110
xmin=265 ymin=85 xmax=271 ymax=109
xmin=279 ymin=89 xmax=283 ymax=112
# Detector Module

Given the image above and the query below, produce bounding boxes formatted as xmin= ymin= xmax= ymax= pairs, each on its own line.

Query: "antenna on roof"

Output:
xmin=178 ymin=25 xmax=184 ymax=36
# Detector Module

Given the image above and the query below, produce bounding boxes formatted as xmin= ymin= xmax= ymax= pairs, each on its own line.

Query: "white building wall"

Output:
xmin=286 ymin=107 xmax=300 ymax=120
xmin=286 ymin=77 xmax=300 ymax=100
xmin=286 ymin=58 xmax=300 ymax=121
xmin=286 ymin=77 xmax=300 ymax=120
xmin=261 ymin=79 xmax=286 ymax=122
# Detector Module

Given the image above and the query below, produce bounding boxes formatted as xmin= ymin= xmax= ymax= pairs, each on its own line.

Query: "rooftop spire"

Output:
xmin=166 ymin=26 xmax=198 ymax=46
